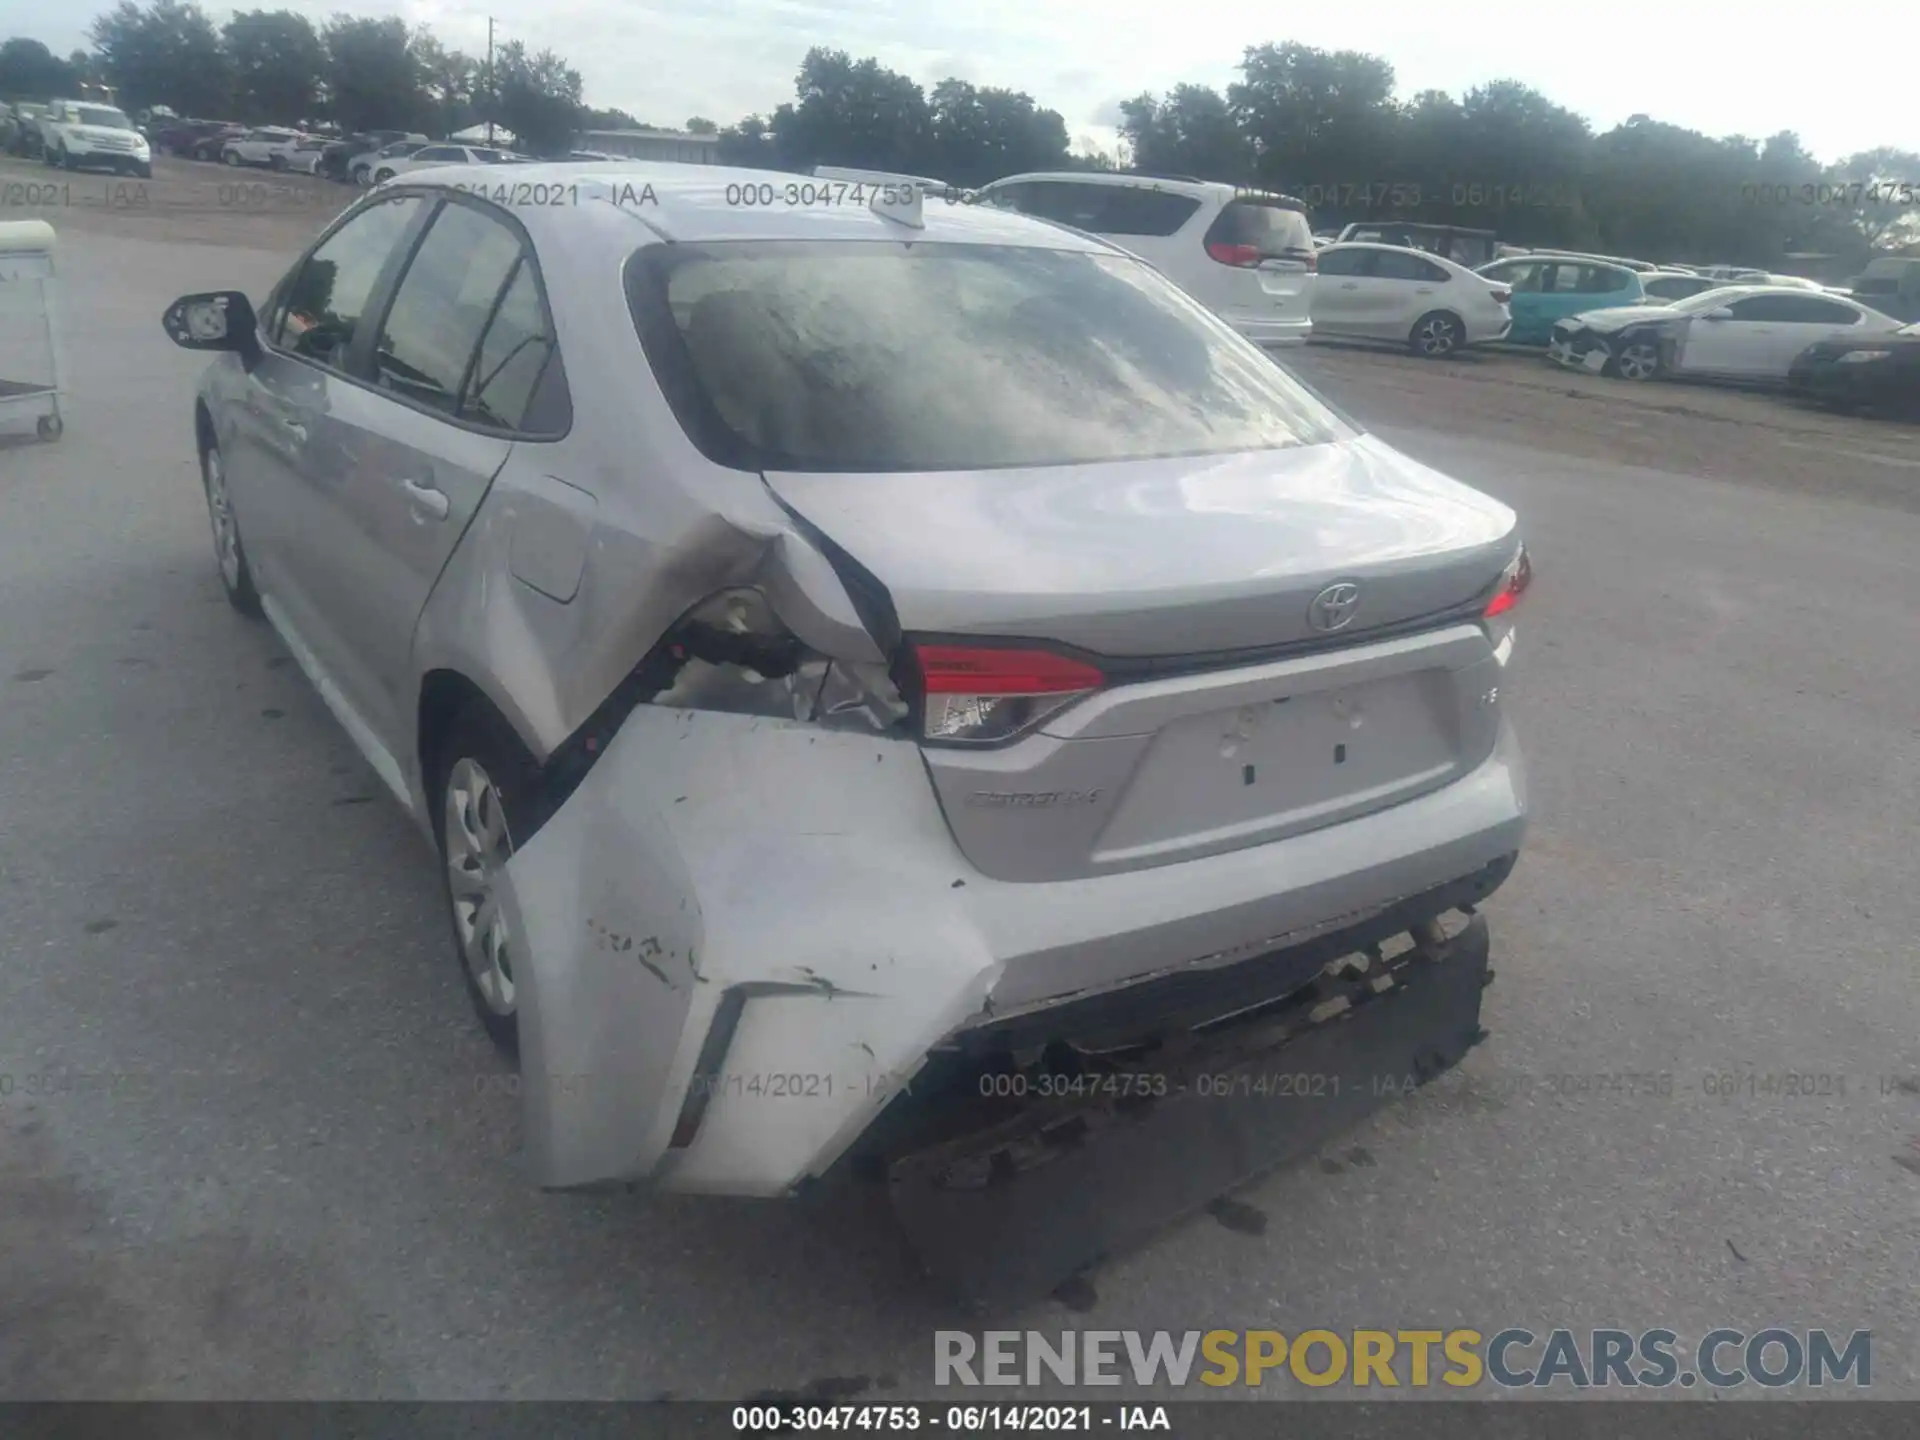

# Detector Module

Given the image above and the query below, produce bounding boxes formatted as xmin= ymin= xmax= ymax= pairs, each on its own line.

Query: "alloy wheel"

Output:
xmin=1615 ymin=341 xmax=1660 ymax=381
xmin=203 ymin=447 xmax=242 ymax=590
xmin=443 ymin=757 xmax=518 ymax=1017
xmin=1415 ymin=315 xmax=1462 ymax=357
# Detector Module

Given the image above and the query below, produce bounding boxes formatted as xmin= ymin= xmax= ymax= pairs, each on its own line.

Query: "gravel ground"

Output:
xmin=3 ymin=155 xmax=1918 ymax=1403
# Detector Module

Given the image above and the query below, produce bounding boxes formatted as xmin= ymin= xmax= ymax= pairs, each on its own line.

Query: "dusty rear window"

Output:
xmin=625 ymin=240 xmax=1343 ymax=474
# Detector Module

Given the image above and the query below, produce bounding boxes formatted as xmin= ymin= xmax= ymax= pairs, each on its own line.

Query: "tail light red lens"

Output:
xmin=908 ymin=643 xmax=1105 ymax=745
xmin=1489 ymin=285 xmax=1512 ymax=305
xmin=1206 ymin=242 xmax=1264 ymax=268
xmin=1483 ymin=545 xmax=1533 ymax=619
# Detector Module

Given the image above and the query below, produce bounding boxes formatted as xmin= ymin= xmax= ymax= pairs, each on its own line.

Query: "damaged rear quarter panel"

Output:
xmin=496 ymin=706 xmax=1003 ymax=1196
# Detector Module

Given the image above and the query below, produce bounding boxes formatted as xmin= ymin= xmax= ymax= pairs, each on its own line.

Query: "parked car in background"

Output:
xmin=976 ymin=171 xmax=1319 ymax=346
xmin=1334 ymin=221 xmax=1501 ymax=269
xmin=155 ymin=118 xmax=223 ymax=155
xmin=1473 ymin=255 xmax=1645 ymax=344
xmin=158 ymin=166 xmax=1530 ymax=1279
xmin=566 ymin=149 xmax=617 ymax=161
xmin=1312 ymin=243 xmax=1512 ymax=356
xmin=1640 ymin=270 xmax=1728 ymax=302
xmin=188 ymin=125 xmax=247 ymax=161
xmin=1547 ymin=286 xmax=1902 ymax=382
xmin=1 ymin=102 xmax=47 ymax=156
xmin=222 ymin=127 xmax=305 ymax=168
xmin=366 ymin=143 xmax=515 ymax=184
xmin=1845 ymin=256 xmax=1920 ymax=324
xmin=280 ymin=136 xmax=332 ymax=175
xmin=39 ymin=98 xmax=151 ymax=177
xmin=349 ymin=139 xmax=434 ymax=185
xmin=1526 ymin=248 xmax=1656 ymax=274
xmin=1788 ymin=321 xmax=1920 ymax=414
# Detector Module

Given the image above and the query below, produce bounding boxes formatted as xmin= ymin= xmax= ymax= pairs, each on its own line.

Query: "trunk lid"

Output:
xmin=761 ymin=433 xmax=1515 ymax=657
xmin=764 ymin=436 xmax=1520 ymax=884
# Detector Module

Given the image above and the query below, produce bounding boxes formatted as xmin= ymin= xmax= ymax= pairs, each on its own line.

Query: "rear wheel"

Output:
xmin=1409 ymin=311 xmax=1466 ymax=359
xmin=1606 ymin=337 xmax=1662 ymax=381
xmin=373 ymin=166 xmax=395 ymax=184
xmin=224 ymin=150 xmax=241 ymax=166
xmin=433 ymin=705 xmax=554 ymax=1054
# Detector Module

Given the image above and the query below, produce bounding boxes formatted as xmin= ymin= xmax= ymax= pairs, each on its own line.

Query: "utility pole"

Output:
xmin=485 ymin=17 xmax=495 ymax=145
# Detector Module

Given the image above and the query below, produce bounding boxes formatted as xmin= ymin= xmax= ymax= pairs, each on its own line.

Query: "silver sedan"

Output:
xmin=161 ymin=163 xmax=1530 ymax=1303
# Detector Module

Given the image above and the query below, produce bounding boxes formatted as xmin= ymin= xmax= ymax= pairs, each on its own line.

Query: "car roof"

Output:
xmin=398 ymin=162 xmax=1123 ymax=251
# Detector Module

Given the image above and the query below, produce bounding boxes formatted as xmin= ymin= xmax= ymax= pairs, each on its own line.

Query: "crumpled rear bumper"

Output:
xmin=495 ymin=707 xmax=1526 ymax=1198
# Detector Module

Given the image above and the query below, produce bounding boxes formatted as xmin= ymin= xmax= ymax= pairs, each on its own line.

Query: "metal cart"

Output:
xmin=0 ymin=219 xmax=66 ymax=441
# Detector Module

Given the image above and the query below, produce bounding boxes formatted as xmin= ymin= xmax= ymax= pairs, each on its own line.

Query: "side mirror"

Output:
xmin=161 ymin=291 xmax=260 ymax=359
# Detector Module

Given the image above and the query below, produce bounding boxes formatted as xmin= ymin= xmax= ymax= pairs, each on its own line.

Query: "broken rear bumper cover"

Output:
xmin=494 ymin=706 xmax=1526 ymax=1198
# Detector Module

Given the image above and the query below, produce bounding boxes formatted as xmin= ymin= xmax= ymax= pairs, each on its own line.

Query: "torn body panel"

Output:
xmin=495 ymin=695 xmax=1525 ymax=1196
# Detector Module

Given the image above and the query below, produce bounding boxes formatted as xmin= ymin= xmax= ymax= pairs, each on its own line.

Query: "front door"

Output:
xmin=231 ymin=192 xmax=431 ymax=707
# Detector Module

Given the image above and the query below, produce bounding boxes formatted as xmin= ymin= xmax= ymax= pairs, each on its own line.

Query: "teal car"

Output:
xmin=1473 ymin=256 xmax=1645 ymax=345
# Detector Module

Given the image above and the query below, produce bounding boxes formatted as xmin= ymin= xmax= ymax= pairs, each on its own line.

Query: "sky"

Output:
xmin=14 ymin=0 xmax=1916 ymax=165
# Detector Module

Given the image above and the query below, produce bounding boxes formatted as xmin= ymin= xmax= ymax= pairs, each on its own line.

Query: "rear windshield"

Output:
xmin=80 ymin=107 xmax=132 ymax=128
xmin=626 ymin=241 xmax=1344 ymax=474
xmin=1205 ymin=200 xmax=1315 ymax=259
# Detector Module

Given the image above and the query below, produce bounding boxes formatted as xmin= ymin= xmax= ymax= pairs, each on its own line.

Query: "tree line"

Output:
xmin=4 ymin=8 xmax=1915 ymax=270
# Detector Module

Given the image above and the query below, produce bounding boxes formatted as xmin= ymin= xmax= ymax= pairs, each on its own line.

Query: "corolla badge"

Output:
xmin=1307 ymin=581 xmax=1362 ymax=633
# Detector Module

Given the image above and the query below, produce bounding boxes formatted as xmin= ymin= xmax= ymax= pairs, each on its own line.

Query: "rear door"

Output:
xmin=1193 ymin=196 xmax=1317 ymax=330
xmin=304 ymin=193 xmax=556 ymax=754
xmin=1760 ymin=294 xmax=1871 ymax=376
xmin=1359 ymin=246 xmax=1448 ymax=338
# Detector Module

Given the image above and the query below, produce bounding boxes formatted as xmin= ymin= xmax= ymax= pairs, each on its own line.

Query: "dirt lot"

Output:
xmin=5 ymin=150 xmax=1914 ymax=509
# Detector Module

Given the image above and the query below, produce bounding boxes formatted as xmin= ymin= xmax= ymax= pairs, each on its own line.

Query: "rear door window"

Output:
xmin=1203 ymin=200 xmax=1314 ymax=260
xmin=627 ymin=240 xmax=1345 ymax=473
xmin=1769 ymin=296 xmax=1861 ymax=325
xmin=369 ymin=200 xmax=525 ymax=416
xmin=1372 ymin=249 xmax=1448 ymax=282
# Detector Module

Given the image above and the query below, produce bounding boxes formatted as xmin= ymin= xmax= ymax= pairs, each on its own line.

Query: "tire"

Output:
xmin=134 ymin=162 xmax=152 ymax=180
xmin=200 ymin=439 xmax=262 ymax=618
xmin=373 ymin=167 xmax=395 ymax=184
xmin=269 ymin=153 xmax=286 ymax=171
xmin=1409 ymin=311 xmax=1466 ymax=359
xmin=224 ymin=150 xmax=241 ymax=166
xmin=37 ymin=414 xmax=62 ymax=441
xmin=59 ymin=145 xmax=76 ymax=172
xmin=1605 ymin=336 xmax=1663 ymax=382
xmin=431 ymin=703 xmax=555 ymax=1054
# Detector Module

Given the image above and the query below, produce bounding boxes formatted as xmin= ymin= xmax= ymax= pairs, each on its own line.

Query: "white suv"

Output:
xmin=39 ymin=98 xmax=151 ymax=178
xmin=973 ymin=172 xmax=1317 ymax=346
xmin=221 ymin=127 xmax=304 ymax=168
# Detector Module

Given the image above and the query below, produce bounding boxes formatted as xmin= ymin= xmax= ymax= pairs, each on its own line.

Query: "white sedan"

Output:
xmin=1311 ymin=242 xmax=1513 ymax=357
xmin=1548 ymin=286 xmax=1902 ymax=382
xmin=365 ymin=143 xmax=511 ymax=184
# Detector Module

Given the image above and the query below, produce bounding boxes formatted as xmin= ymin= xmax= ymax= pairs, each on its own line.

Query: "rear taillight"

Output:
xmin=1484 ymin=546 xmax=1532 ymax=618
xmin=1489 ymin=285 xmax=1512 ymax=305
xmin=907 ymin=643 xmax=1104 ymax=745
xmin=1206 ymin=242 xmax=1263 ymax=268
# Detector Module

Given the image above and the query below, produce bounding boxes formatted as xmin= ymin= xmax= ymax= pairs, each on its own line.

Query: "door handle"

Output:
xmin=1415 ymin=287 xmax=1434 ymax=295
xmin=1340 ymin=282 xmax=1360 ymax=290
xmin=402 ymin=477 xmax=450 ymax=521
xmin=280 ymin=418 xmax=307 ymax=441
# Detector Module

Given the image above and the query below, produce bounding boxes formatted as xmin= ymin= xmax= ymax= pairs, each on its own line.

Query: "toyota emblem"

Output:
xmin=1308 ymin=582 xmax=1362 ymax=633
